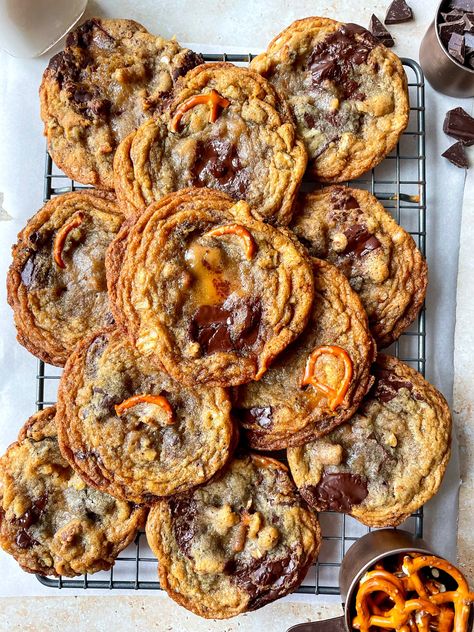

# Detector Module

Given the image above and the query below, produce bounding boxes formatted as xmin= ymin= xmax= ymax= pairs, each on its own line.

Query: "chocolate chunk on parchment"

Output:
xmin=385 ymin=0 xmax=413 ymax=24
xmin=442 ymin=142 xmax=469 ymax=168
xmin=443 ymin=107 xmax=474 ymax=145
xmin=304 ymin=472 xmax=368 ymax=512
xmin=369 ymin=14 xmax=395 ymax=47
xmin=448 ymin=31 xmax=466 ymax=62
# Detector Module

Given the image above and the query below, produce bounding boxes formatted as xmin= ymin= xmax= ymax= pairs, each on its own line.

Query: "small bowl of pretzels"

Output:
xmin=289 ymin=529 xmax=474 ymax=632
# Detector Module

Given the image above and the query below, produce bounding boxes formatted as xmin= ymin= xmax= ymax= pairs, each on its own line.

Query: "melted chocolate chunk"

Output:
xmin=66 ymin=19 xmax=115 ymax=50
xmin=189 ymin=299 xmax=261 ymax=354
xmin=384 ymin=0 xmax=414 ymax=24
xmin=372 ymin=367 xmax=415 ymax=402
xmin=369 ymin=14 xmax=395 ymax=47
xmin=15 ymin=529 xmax=38 ymax=549
xmin=168 ymin=494 xmax=197 ymax=557
xmin=171 ymin=50 xmax=205 ymax=81
xmin=343 ymin=224 xmax=382 ymax=257
xmin=229 ymin=550 xmax=300 ymax=610
xmin=16 ymin=494 xmax=48 ymax=529
xmin=191 ymin=139 xmax=249 ymax=199
xmin=307 ymin=23 xmax=377 ymax=99
xmin=306 ymin=472 xmax=368 ymax=512
xmin=443 ymin=107 xmax=474 ymax=146
xmin=442 ymin=142 xmax=469 ymax=168
xmin=330 ymin=188 xmax=360 ymax=211
xmin=235 ymin=406 xmax=273 ymax=429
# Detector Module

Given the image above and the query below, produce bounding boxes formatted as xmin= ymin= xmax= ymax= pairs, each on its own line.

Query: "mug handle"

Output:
xmin=287 ymin=615 xmax=346 ymax=632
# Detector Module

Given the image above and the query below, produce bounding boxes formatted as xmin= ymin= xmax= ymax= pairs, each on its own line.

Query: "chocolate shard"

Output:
xmin=465 ymin=31 xmax=474 ymax=48
xmin=369 ymin=14 xmax=395 ymax=47
xmin=443 ymin=107 xmax=474 ymax=145
xmin=439 ymin=18 xmax=466 ymax=46
xmin=441 ymin=9 xmax=465 ymax=21
xmin=442 ymin=142 xmax=469 ymax=168
xmin=448 ymin=31 xmax=466 ymax=62
xmin=449 ymin=0 xmax=474 ymax=11
xmin=464 ymin=13 xmax=474 ymax=31
xmin=384 ymin=0 xmax=413 ymax=24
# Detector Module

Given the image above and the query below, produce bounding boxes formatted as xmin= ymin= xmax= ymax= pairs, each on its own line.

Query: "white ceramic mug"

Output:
xmin=0 ymin=0 xmax=87 ymax=58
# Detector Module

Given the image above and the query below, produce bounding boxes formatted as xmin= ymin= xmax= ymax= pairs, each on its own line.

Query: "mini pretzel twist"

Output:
xmin=203 ymin=224 xmax=256 ymax=260
xmin=114 ymin=394 xmax=174 ymax=425
xmin=53 ymin=212 xmax=84 ymax=268
xmin=171 ymin=89 xmax=230 ymax=132
xmin=301 ymin=345 xmax=353 ymax=411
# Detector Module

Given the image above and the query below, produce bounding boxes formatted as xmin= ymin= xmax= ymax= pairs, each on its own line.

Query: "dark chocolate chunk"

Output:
xmin=192 ymin=138 xmax=249 ymax=199
xmin=307 ymin=23 xmax=377 ymax=100
xmin=441 ymin=9 xmax=465 ymax=20
xmin=464 ymin=13 xmax=474 ymax=32
xmin=450 ymin=0 xmax=474 ymax=12
xmin=15 ymin=529 xmax=39 ymax=549
xmin=465 ymin=31 xmax=474 ymax=48
xmin=372 ymin=367 xmax=414 ymax=402
xmin=189 ymin=298 xmax=261 ymax=355
xmin=369 ymin=14 xmax=395 ymax=47
xmin=443 ymin=107 xmax=474 ymax=145
xmin=65 ymin=19 xmax=96 ymax=48
xmin=442 ymin=141 xmax=469 ymax=167
xmin=171 ymin=50 xmax=205 ymax=82
xmin=235 ymin=406 xmax=273 ymax=429
xmin=448 ymin=31 xmax=466 ymax=62
xmin=16 ymin=494 xmax=48 ymax=529
xmin=305 ymin=472 xmax=368 ymax=512
xmin=330 ymin=188 xmax=360 ymax=211
xmin=168 ymin=494 xmax=197 ymax=557
xmin=343 ymin=224 xmax=382 ymax=257
xmin=439 ymin=18 xmax=466 ymax=46
xmin=384 ymin=0 xmax=413 ymax=24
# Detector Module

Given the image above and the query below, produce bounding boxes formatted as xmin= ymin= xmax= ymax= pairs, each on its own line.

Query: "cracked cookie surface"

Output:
xmin=146 ymin=454 xmax=320 ymax=618
xmin=40 ymin=18 xmax=203 ymax=189
xmin=56 ymin=329 xmax=234 ymax=503
xmin=7 ymin=190 xmax=123 ymax=367
xmin=250 ymin=18 xmax=409 ymax=182
xmin=106 ymin=188 xmax=314 ymax=387
xmin=234 ymin=258 xmax=375 ymax=450
xmin=287 ymin=355 xmax=452 ymax=527
xmin=113 ymin=62 xmax=307 ymax=225
xmin=290 ymin=186 xmax=427 ymax=348
xmin=0 ymin=408 xmax=145 ymax=577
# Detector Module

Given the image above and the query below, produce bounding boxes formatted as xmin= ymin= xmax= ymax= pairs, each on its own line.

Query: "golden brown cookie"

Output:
xmin=113 ymin=62 xmax=307 ymax=225
xmin=290 ymin=186 xmax=427 ymax=348
xmin=40 ymin=18 xmax=203 ymax=189
xmin=234 ymin=258 xmax=375 ymax=450
xmin=56 ymin=329 xmax=235 ymax=503
xmin=146 ymin=454 xmax=320 ymax=618
xmin=106 ymin=188 xmax=314 ymax=387
xmin=287 ymin=355 xmax=452 ymax=527
xmin=0 ymin=407 xmax=146 ymax=577
xmin=7 ymin=191 xmax=123 ymax=367
xmin=250 ymin=18 xmax=409 ymax=182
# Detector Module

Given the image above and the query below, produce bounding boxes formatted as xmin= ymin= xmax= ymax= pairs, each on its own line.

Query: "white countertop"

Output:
xmin=0 ymin=0 xmax=472 ymax=629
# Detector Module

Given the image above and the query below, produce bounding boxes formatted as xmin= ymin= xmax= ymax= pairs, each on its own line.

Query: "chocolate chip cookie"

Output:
xmin=40 ymin=18 xmax=203 ymax=189
xmin=56 ymin=329 xmax=235 ymax=503
xmin=7 ymin=191 xmax=123 ymax=366
xmin=0 ymin=407 xmax=146 ymax=577
xmin=146 ymin=454 xmax=320 ymax=618
xmin=288 ymin=355 xmax=452 ymax=527
xmin=234 ymin=258 xmax=375 ymax=450
xmin=107 ymin=188 xmax=314 ymax=387
xmin=113 ymin=62 xmax=307 ymax=225
xmin=250 ymin=18 xmax=409 ymax=182
xmin=290 ymin=186 xmax=427 ymax=348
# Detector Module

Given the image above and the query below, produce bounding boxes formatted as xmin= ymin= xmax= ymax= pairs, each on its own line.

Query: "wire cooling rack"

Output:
xmin=36 ymin=56 xmax=426 ymax=594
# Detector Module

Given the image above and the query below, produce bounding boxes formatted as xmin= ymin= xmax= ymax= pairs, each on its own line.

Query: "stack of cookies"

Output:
xmin=1 ymin=16 xmax=452 ymax=620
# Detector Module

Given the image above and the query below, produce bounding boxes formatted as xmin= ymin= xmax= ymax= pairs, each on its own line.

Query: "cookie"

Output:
xmin=287 ymin=355 xmax=452 ymax=527
xmin=113 ymin=62 xmax=307 ymax=225
xmin=106 ymin=188 xmax=314 ymax=387
xmin=40 ymin=18 xmax=203 ymax=189
xmin=0 ymin=407 xmax=146 ymax=577
xmin=250 ymin=18 xmax=409 ymax=182
xmin=56 ymin=329 xmax=235 ymax=503
xmin=146 ymin=454 xmax=320 ymax=618
xmin=290 ymin=185 xmax=427 ymax=348
xmin=234 ymin=258 xmax=375 ymax=450
xmin=7 ymin=191 xmax=123 ymax=367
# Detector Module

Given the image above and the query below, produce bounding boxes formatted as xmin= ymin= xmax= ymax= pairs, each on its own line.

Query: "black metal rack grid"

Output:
xmin=35 ymin=56 xmax=426 ymax=595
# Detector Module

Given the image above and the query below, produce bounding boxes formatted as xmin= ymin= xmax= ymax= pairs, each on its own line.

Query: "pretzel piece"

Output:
xmin=301 ymin=345 xmax=353 ymax=411
xmin=171 ymin=89 xmax=230 ymax=132
xmin=53 ymin=212 xmax=84 ymax=268
xmin=203 ymin=224 xmax=256 ymax=260
xmin=114 ymin=394 xmax=174 ymax=425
